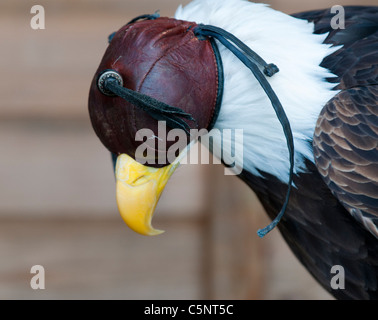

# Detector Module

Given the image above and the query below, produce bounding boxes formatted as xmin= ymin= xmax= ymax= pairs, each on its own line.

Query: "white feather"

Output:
xmin=175 ymin=0 xmax=340 ymax=183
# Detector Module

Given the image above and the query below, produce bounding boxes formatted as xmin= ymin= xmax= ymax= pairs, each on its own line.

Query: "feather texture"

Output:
xmin=302 ymin=6 xmax=378 ymax=238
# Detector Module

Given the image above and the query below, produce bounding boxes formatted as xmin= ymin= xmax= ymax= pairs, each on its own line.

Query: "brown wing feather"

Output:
xmin=299 ymin=6 xmax=378 ymax=237
xmin=313 ymin=85 xmax=378 ymax=236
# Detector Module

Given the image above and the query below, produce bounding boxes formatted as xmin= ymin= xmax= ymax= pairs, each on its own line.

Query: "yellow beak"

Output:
xmin=115 ymin=154 xmax=179 ymax=236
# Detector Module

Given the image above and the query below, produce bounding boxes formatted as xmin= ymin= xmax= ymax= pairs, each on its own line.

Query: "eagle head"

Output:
xmin=88 ymin=15 xmax=223 ymax=235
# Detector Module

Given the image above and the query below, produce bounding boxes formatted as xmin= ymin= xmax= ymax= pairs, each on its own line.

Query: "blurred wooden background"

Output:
xmin=1 ymin=0 xmax=375 ymax=300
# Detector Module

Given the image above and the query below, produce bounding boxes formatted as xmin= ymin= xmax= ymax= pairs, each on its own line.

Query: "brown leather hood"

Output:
xmin=88 ymin=17 xmax=221 ymax=166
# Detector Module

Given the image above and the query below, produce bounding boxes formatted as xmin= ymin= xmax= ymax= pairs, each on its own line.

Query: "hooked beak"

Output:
xmin=115 ymin=154 xmax=180 ymax=236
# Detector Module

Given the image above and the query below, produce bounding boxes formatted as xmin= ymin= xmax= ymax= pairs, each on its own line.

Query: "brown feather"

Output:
xmin=313 ymin=86 xmax=378 ymax=221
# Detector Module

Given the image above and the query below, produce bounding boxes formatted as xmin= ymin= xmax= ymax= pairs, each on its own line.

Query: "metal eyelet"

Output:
xmin=97 ymin=70 xmax=123 ymax=96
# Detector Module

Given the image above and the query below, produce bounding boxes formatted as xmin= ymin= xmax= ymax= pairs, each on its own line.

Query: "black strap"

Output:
xmin=103 ymin=75 xmax=196 ymax=134
xmin=194 ymin=24 xmax=294 ymax=238
xmin=207 ymin=38 xmax=224 ymax=131
xmin=127 ymin=11 xmax=160 ymax=25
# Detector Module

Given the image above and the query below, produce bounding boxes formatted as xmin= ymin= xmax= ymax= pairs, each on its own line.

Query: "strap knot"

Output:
xmin=264 ymin=63 xmax=279 ymax=77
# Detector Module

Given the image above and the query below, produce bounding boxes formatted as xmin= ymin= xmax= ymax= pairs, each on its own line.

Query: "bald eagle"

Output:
xmin=88 ymin=0 xmax=378 ymax=300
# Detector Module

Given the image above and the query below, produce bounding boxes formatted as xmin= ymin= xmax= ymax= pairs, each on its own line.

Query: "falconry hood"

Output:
xmin=88 ymin=15 xmax=224 ymax=163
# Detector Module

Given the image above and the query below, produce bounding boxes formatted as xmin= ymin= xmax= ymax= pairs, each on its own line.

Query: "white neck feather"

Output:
xmin=175 ymin=0 xmax=339 ymax=183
